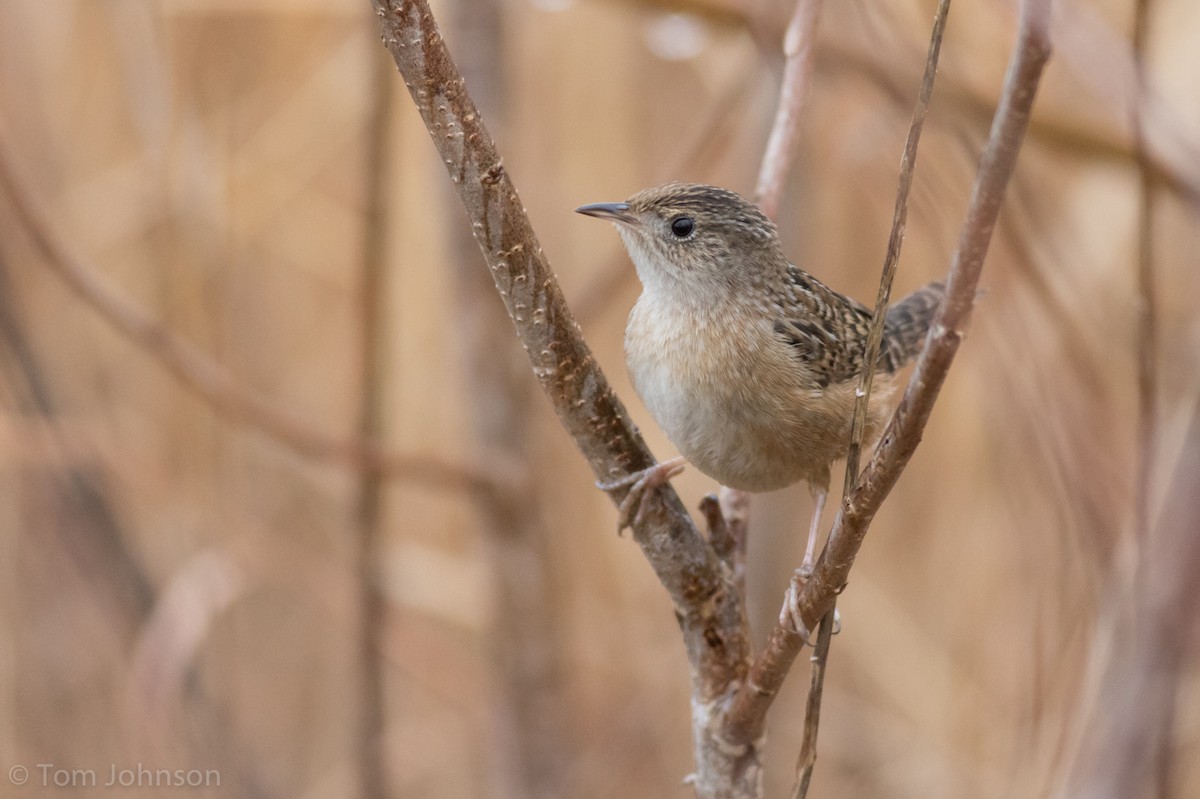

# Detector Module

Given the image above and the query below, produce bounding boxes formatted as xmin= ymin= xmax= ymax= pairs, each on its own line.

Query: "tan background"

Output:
xmin=1 ymin=0 xmax=1198 ymax=797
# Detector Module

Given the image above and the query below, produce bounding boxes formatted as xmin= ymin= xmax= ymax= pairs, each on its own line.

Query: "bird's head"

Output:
xmin=576 ymin=183 xmax=787 ymax=298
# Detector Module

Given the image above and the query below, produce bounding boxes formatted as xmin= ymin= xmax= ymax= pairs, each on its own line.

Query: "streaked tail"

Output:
xmin=881 ymin=282 xmax=944 ymax=369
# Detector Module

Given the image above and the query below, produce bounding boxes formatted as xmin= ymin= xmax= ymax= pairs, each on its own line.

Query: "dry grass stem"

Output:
xmin=755 ymin=0 xmax=825 ymax=220
xmin=353 ymin=48 xmax=394 ymax=799
xmin=1131 ymin=0 xmax=1158 ymax=556
xmin=789 ymin=611 xmax=834 ymax=799
xmin=788 ymin=1 xmax=952 ymax=793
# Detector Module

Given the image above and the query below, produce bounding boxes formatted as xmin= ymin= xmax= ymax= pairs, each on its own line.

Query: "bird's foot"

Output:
xmin=597 ymin=456 xmax=686 ymax=533
xmin=780 ymin=570 xmax=810 ymax=637
xmin=780 ymin=569 xmax=841 ymax=641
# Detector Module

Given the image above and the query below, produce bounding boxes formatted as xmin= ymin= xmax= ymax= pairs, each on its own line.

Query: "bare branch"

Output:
xmin=701 ymin=490 xmax=749 ymax=602
xmin=700 ymin=495 xmax=734 ymax=562
xmin=718 ymin=487 xmax=750 ymax=598
xmin=788 ymin=612 xmax=834 ymax=799
xmin=724 ymin=0 xmax=1053 ymax=745
xmin=0 ymin=135 xmax=505 ymax=504
xmin=755 ymin=0 xmax=824 ymax=220
xmin=1131 ymin=0 xmax=1158 ymax=554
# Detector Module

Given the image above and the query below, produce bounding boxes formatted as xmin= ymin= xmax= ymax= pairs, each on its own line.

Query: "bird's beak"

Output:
xmin=575 ymin=202 xmax=639 ymax=226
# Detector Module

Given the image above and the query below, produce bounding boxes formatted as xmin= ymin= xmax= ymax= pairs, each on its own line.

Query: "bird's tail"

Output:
xmin=881 ymin=282 xmax=945 ymax=367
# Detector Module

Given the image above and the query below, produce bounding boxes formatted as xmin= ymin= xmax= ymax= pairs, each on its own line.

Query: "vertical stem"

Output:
xmin=355 ymin=46 xmax=395 ymax=799
xmin=1130 ymin=3 xmax=1164 ymax=791
xmin=788 ymin=610 xmax=834 ymax=799
xmin=756 ymin=0 xmax=825 ymax=220
xmin=1131 ymin=0 xmax=1157 ymax=552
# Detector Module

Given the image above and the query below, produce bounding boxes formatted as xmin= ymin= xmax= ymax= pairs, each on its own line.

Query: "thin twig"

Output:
xmin=701 ymin=495 xmax=734 ymax=563
xmin=1130 ymin=0 xmax=1164 ymax=788
xmin=355 ymin=45 xmax=394 ymax=799
xmin=0 ymin=132 xmax=509 ymax=504
xmin=755 ymin=0 xmax=824 ymax=220
xmin=843 ymin=0 xmax=951 ymax=495
xmin=787 ymin=1 xmax=952 ymax=793
xmin=1131 ymin=0 xmax=1157 ymax=553
xmin=789 ymin=611 xmax=834 ymax=799
xmin=718 ymin=487 xmax=751 ymax=598
xmin=724 ymin=0 xmax=1052 ymax=746
xmin=701 ymin=493 xmax=750 ymax=630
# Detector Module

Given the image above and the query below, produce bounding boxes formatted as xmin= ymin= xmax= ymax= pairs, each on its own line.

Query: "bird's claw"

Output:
xmin=597 ymin=457 xmax=686 ymax=532
xmin=780 ymin=569 xmax=841 ymax=640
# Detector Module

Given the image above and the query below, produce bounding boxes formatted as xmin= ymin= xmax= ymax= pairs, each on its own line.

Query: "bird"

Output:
xmin=576 ymin=182 xmax=944 ymax=578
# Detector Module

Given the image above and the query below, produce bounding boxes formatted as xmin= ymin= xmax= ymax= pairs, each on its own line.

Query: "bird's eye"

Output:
xmin=670 ymin=216 xmax=695 ymax=238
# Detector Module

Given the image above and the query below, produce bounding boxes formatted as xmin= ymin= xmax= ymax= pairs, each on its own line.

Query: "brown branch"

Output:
xmin=724 ymin=0 xmax=1053 ymax=746
xmin=370 ymin=3 xmax=757 ymax=795
xmin=1131 ymin=0 xmax=1157 ymax=555
xmin=1127 ymin=0 xmax=1164 ymax=783
xmin=354 ymin=45 xmax=394 ymax=799
xmin=700 ymin=495 xmax=735 ymax=564
xmin=719 ymin=487 xmax=750 ymax=598
xmin=755 ymin=0 xmax=824 ymax=220
xmin=0 ymin=132 xmax=507 ymax=504
xmin=701 ymin=489 xmax=749 ymax=600
xmin=789 ymin=1 xmax=952 ymax=793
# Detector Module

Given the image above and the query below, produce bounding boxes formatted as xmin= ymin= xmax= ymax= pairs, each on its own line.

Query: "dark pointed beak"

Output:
xmin=575 ymin=202 xmax=639 ymax=226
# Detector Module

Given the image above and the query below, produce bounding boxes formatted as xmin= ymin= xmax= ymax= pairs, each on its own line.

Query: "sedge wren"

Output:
xmin=577 ymin=183 xmax=943 ymax=569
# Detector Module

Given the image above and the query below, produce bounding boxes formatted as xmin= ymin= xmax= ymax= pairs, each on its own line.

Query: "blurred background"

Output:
xmin=1 ymin=0 xmax=1198 ymax=797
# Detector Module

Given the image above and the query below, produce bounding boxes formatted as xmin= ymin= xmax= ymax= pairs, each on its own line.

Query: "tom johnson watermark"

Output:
xmin=9 ymin=763 xmax=221 ymax=789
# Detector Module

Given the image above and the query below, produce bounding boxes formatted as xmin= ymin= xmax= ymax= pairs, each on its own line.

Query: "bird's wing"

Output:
xmin=773 ymin=265 xmax=875 ymax=388
xmin=774 ymin=267 xmax=943 ymax=387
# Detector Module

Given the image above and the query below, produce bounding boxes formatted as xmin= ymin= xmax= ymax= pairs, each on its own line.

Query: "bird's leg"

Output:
xmin=781 ymin=483 xmax=840 ymax=638
xmin=799 ymin=484 xmax=828 ymax=578
xmin=597 ymin=456 xmax=687 ymax=532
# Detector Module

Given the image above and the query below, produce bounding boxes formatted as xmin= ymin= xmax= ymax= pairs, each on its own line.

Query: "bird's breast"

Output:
xmin=625 ymin=294 xmax=868 ymax=492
